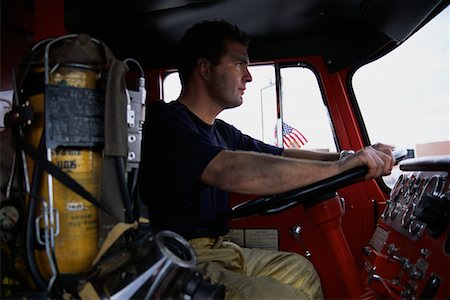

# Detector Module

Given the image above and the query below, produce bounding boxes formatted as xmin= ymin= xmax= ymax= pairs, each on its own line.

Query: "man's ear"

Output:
xmin=198 ymin=58 xmax=211 ymax=80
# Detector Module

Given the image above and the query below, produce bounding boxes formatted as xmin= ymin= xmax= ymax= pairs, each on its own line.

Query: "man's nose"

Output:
xmin=244 ymin=68 xmax=252 ymax=82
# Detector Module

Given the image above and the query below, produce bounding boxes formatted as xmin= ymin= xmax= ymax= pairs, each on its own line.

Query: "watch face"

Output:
xmin=0 ymin=203 xmax=21 ymax=231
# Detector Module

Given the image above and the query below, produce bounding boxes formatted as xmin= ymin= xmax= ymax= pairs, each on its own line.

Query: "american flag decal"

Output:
xmin=275 ymin=121 xmax=308 ymax=148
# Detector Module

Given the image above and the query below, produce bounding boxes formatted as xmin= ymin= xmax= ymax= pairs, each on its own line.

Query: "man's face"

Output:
xmin=206 ymin=40 xmax=253 ymax=110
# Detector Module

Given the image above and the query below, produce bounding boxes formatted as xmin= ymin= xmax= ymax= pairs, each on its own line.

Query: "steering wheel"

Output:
xmin=229 ymin=148 xmax=408 ymax=220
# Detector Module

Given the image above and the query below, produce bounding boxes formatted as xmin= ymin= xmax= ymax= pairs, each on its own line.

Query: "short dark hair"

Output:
xmin=176 ymin=20 xmax=251 ymax=85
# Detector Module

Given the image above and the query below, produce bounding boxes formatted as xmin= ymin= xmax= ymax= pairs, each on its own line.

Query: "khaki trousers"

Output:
xmin=189 ymin=237 xmax=323 ymax=300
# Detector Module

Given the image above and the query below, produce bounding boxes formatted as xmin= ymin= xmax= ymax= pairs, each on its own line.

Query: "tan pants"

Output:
xmin=189 ymin=237 xmax=323 ymax=300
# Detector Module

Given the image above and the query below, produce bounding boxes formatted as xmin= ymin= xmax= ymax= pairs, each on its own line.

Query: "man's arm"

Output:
xmin=200 ymin=144 xmax=394 ymax=195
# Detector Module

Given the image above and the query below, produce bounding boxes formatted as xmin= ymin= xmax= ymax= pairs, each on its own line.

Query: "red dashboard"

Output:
xmin=362 ymin=156 xmax=450 ymax=299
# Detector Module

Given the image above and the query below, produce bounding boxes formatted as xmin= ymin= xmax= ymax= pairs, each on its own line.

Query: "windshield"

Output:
xmin=352 ymin=7 xmax=449 ymax=187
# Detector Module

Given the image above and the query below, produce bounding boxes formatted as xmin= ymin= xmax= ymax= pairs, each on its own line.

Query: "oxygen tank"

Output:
xmin=24 ymin=38 xmax=105 ymax=278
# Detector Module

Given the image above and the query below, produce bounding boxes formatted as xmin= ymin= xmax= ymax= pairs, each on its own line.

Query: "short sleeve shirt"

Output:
xmin=139 ymin=100 xmax=283 ymax=239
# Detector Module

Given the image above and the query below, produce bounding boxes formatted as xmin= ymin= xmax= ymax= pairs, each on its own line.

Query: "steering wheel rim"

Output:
xmin=228 ymin=166 xmax=368 ymax=220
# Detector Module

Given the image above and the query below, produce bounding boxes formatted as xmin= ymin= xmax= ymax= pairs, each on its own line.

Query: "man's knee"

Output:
xmin=263 ymin=251 xmax=323 ymax=300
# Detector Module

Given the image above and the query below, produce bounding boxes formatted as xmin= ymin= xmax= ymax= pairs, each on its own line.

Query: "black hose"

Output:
xmin=128 ymin=167 xmax=141 ymax=220
xmin=24 ymin=132 xmax=48 ymax=290
xmin=116 ymin=156 xmax=134 ymax=223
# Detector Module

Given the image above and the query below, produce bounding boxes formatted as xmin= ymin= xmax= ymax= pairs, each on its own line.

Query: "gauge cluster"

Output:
xmin=363 ymin=156 xmax=450 ymax=299
xmin=381 ymin=171 xmax=449 ymax=241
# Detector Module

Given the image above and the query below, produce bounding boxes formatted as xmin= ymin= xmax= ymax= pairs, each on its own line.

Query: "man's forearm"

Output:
xmin=201 ymin=150 xmax=341 ymax=195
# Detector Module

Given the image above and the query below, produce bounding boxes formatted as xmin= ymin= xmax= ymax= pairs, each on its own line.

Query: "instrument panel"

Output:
xmin=363 ymin=155 xmax=450 ymax=299
xmin=382 ymin=171 xmax=448 ymax=241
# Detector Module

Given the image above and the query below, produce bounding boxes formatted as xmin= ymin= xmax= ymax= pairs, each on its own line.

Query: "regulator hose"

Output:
xmin=24 ymin=132 xmax=47 ymax=291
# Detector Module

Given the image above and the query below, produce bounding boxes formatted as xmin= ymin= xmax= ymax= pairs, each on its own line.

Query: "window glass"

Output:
xmin=281 ymin=66 xmax=337 ymax=152
xmin=163 ymin=66 xmax=276 ymax=142
xmin=353 ymin=7 xmax=449 ymax=187
xmin=219 ymin=65 xmax=275 ymax=142
xmin=162 ymin=64 xmax=336 ymax=152
xmin=162 ymin=72 xmax=182 ymax=102
xmin=0 ymin=90 xmax=13 ymax=132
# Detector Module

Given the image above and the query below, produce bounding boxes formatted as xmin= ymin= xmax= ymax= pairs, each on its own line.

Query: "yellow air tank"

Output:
xmin=27 ymin=65 xmax=102 ymax=277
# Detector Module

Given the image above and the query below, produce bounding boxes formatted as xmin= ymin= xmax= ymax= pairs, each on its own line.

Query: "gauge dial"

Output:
xmin=419 ymin=176 xmax=445 ymax=204
xmin=390 ymin=174 xmax=405 ymax=201
xmin=401 ymin=203 xmax=416 ymax=228
xmin=0 ymin=200 xmax=22 ymax=232
xmin=411 ymin=177 xmax=429 ymax=203
xmin=387 ymin=202 xmax=401 ymax=220
xmin=409 ymin=219 xmax=426 ymax=237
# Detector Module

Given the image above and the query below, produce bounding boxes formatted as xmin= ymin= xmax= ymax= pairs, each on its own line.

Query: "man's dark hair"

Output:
xmin=176 ymin=20 xmax=251 ymax=85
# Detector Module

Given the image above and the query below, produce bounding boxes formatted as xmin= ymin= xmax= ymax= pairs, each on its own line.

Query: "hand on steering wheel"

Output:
xmin=338 ymin=143 xmax=395 ymax=180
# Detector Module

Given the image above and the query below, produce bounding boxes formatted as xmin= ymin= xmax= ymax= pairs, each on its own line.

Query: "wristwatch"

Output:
xmin=339 ymin=150 xmax=355 ymax=160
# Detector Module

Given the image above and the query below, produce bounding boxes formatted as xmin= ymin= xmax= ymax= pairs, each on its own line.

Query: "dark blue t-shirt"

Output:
xmin=139 ymin=100 xmax=283 ymax=239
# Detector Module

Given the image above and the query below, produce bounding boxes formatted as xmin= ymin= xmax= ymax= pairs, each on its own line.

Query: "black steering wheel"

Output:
xmin=228 ymin=148 xmax=408 ymax=220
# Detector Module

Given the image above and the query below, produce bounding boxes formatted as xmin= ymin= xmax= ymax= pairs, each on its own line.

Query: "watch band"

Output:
xmin=339 ymin=150 xmax=355 ymax=160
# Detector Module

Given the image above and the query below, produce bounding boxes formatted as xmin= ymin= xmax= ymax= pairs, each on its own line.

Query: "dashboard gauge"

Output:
xmin=0 ymin=199 xmax=23 ymax=233
xmin=387 ymin=202 xmax=401 ymax=220
xmin=403 ymin=175 xmax=417 ymax=204
xmin=411 ymin=177 xmax=429 ymax=203
xmin=409 ymin=219 xmax=426 ymax=237
xmin=421 ymin=176 xmax=445 ymax=201
xmin=390 ymin=174 xmax=405 ymax=201
xmin=382 ymin=200 xmax=393 ymax=220
xmin=407 ymin=176 xmax=419 ymax=202
xmin=399 ymin=176 xmax=412 ymax=202
xmin=401 ymin=203 xmax=416 ymax=228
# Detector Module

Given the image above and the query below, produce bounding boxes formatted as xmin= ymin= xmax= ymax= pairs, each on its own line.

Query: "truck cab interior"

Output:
xmin=1 ymin=1 xmax=449 ymax=299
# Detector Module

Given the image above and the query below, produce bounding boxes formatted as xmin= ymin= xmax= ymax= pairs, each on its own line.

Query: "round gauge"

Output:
xmin=409 ymin=219 xmax=426 ymax=237
xmin=404 ymin=175 xmax=417 ymax=204
xmin=0 ymin=200 xmax=22 ymax=233
xmin=401 ymin=203 xmax=416 ymax=228
xmin=388 ymin=202 xmax=401 ymax=220
xmin=397 ymin=176 xmax=411 ymax=202
xmin=390 ymin=174 xmax=405 ymax=201
xmin=382 ymin=200 xmax=394 ymax=220
xmin=420 ymin=176 xmax=444 ymax=203
xmin=411 ymin=177 xmax=429 ymax=203
xmin=406 ymin=176 xmax=419 ymax=202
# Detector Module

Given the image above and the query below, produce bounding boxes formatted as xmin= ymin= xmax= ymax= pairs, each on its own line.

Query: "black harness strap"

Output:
xmin=18 ymin=134 xmax=115 ymax=219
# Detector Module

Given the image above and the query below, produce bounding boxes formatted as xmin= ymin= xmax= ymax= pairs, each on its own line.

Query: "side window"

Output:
xmin=219 ymin=65 xmax=276 ymax=142
xmin=280 ymin=66 xmax=336 ymax=152
xmin=162 ymin=72 xmax=181 ymax=102
xmin=162 ymin=63 xmax=336 ymax=153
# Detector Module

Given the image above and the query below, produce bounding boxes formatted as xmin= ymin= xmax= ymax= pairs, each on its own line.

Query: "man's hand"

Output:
xmin=339 ymin=143 xmax=395 ymax=179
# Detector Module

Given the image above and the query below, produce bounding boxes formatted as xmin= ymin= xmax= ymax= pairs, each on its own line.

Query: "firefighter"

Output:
xmin=139 ymin=20 xmax=394 ymax=299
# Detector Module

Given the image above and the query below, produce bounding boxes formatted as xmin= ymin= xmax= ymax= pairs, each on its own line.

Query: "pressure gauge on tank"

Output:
xmin=0 ymin=199 xmax=23 ymax=234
